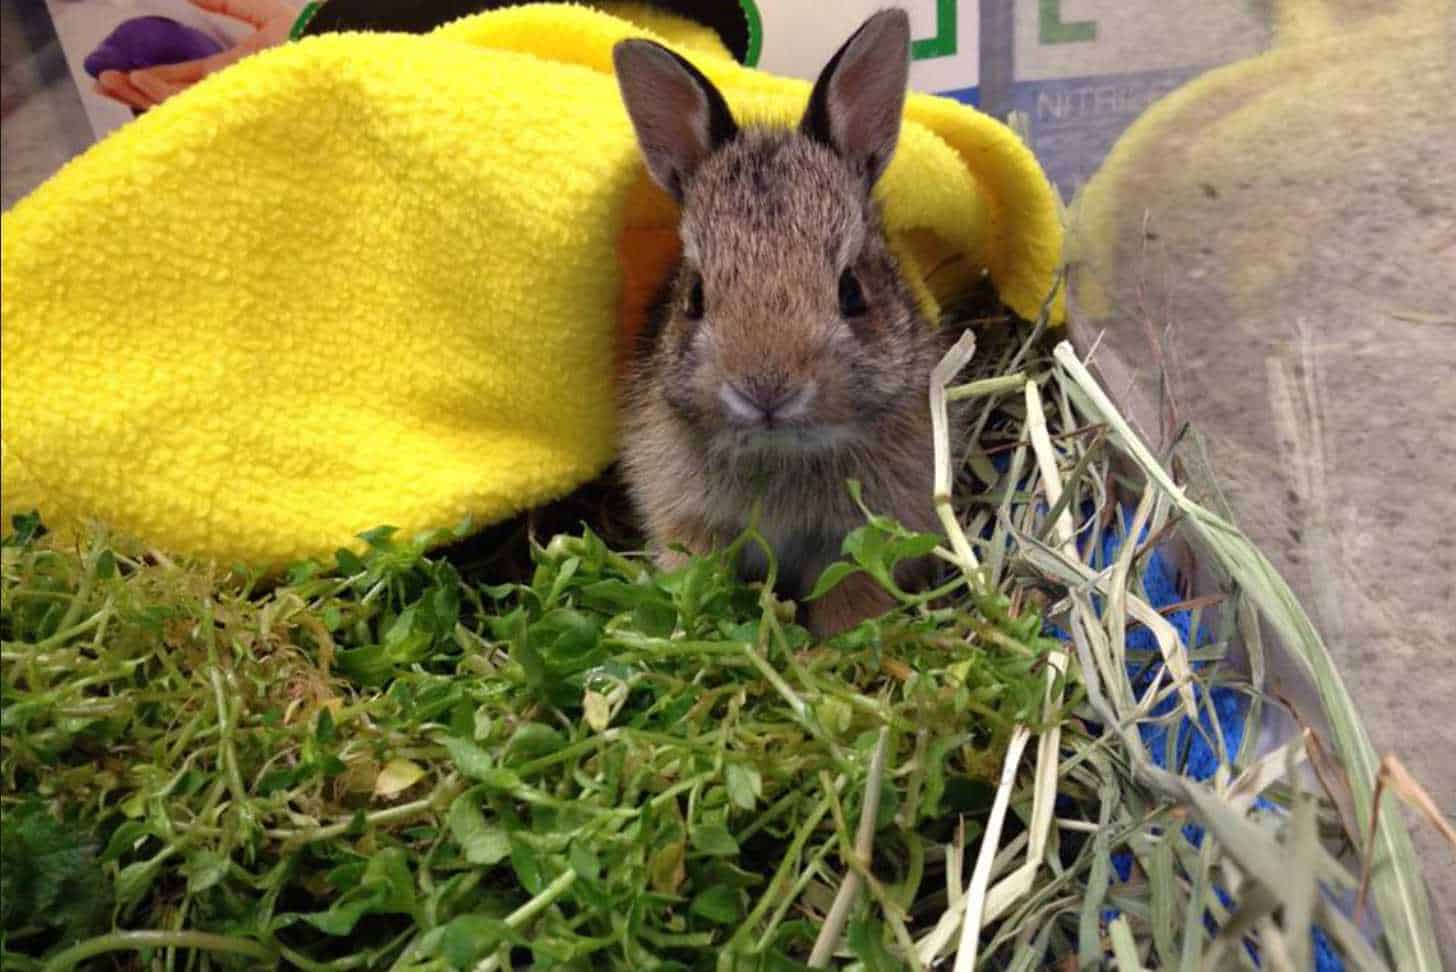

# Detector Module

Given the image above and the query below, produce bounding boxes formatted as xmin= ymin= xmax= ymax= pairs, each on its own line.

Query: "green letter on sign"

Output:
xmin=1039 ymin=0 xmax=1096 ymax=44
xmin=911 ymin=0 xmax=957 ymax=60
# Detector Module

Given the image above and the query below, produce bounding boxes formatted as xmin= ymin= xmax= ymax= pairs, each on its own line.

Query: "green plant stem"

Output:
xmin=946 ymin=373 xmax=1028 ymax=401
xmin=41 ymin=930 xmax=272 ymax=971
xmin=808 ymin=728 xmax=891 ymax=968
xmin=741 ymin=645 xmax=807 ymax=721
xmin=170 ymin=789 xmax=451 ymax=844
xmin=208 ymin=666 xmax=249 ymax=806
xmin=733 ymin=775 xmax=846 ymax=956
xmin=472 ymin=869 xmax=578 ymax=972
xmin=50 ymin=536 xmax=104 ymax=636
xmin=737 ymin=778 xmax=815 ymax=843
xmin=281 ymin=791 xmax=449 ymax=843
xmin=21 ymin=607 xmax=110 ymax=652
xmin=279 ymin=941 xmax=375 ymax=971
xmin=755 ymin=835 xmax=838 ymax=952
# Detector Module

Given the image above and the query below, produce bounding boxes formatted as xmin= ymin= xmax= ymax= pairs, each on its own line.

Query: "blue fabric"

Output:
xmin=1049 ymin=504 xmax=1347 ymax=971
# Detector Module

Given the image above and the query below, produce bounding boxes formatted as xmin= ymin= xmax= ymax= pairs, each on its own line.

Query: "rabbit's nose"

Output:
xmin=719 ymin=380 xmax=816 ymax=424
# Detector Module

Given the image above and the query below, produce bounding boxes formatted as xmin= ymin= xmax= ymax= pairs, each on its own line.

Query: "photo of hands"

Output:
xmin=45 ymin=0 xmax=304 ymax=138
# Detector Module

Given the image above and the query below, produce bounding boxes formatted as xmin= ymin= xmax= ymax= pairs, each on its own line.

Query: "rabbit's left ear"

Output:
xmin=800 ymin=9 xmax=911 ymax=187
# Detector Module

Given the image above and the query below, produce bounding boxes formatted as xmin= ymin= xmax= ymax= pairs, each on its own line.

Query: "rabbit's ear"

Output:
xmin=614 ymin=40 xmax=738 ymax=201
xmin=800 ymin=9 xmax=910 ymax=187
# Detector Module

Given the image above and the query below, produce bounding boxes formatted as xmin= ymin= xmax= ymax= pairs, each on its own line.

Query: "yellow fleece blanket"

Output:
xmin=0 ymin=3 xmax=1064 ymax=567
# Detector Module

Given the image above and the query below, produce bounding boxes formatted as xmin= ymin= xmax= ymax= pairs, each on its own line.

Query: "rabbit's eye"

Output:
xmin=684 ymin=276 xmax=705 ymax=321
xmin=838 ymin=269 xmax=867 ymax=318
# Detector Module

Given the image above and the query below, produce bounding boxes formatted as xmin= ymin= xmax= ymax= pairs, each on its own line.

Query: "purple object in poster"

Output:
xmin=83 ymin=16 xmax=225 ymax=77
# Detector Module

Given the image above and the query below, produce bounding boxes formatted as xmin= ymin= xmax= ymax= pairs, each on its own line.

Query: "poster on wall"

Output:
xmin=1002 ymin=0 xmax=1270 ymax=198
xmin=35 ymin=0 xmax=1271 ymax=201
xmin=752 ymin=0 xmax=980 ymax=105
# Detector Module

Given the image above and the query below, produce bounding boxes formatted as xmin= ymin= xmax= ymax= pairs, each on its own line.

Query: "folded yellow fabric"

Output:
xmin=1 ymin=3 xmax=1064 ymax=567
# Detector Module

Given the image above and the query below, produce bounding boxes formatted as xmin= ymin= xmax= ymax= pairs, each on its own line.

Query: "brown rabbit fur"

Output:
xmin=613 ymin=10 xmax=959 ymax=635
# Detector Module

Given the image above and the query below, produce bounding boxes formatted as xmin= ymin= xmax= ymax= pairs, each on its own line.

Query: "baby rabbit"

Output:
xmin=613 ymin=10 xmax=954 ymax=636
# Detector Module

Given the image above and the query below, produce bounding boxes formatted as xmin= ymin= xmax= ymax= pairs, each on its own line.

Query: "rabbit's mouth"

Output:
xmin=725 ymin=423 xmax=856 ymax=457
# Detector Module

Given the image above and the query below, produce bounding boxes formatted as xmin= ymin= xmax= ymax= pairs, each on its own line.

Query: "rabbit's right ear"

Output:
xmin=613 ymin=40 xmax=738 ymax=201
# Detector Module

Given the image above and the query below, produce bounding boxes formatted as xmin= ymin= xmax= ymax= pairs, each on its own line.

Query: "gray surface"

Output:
xmin=2 ymin=1 xmax=92 ymax=209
